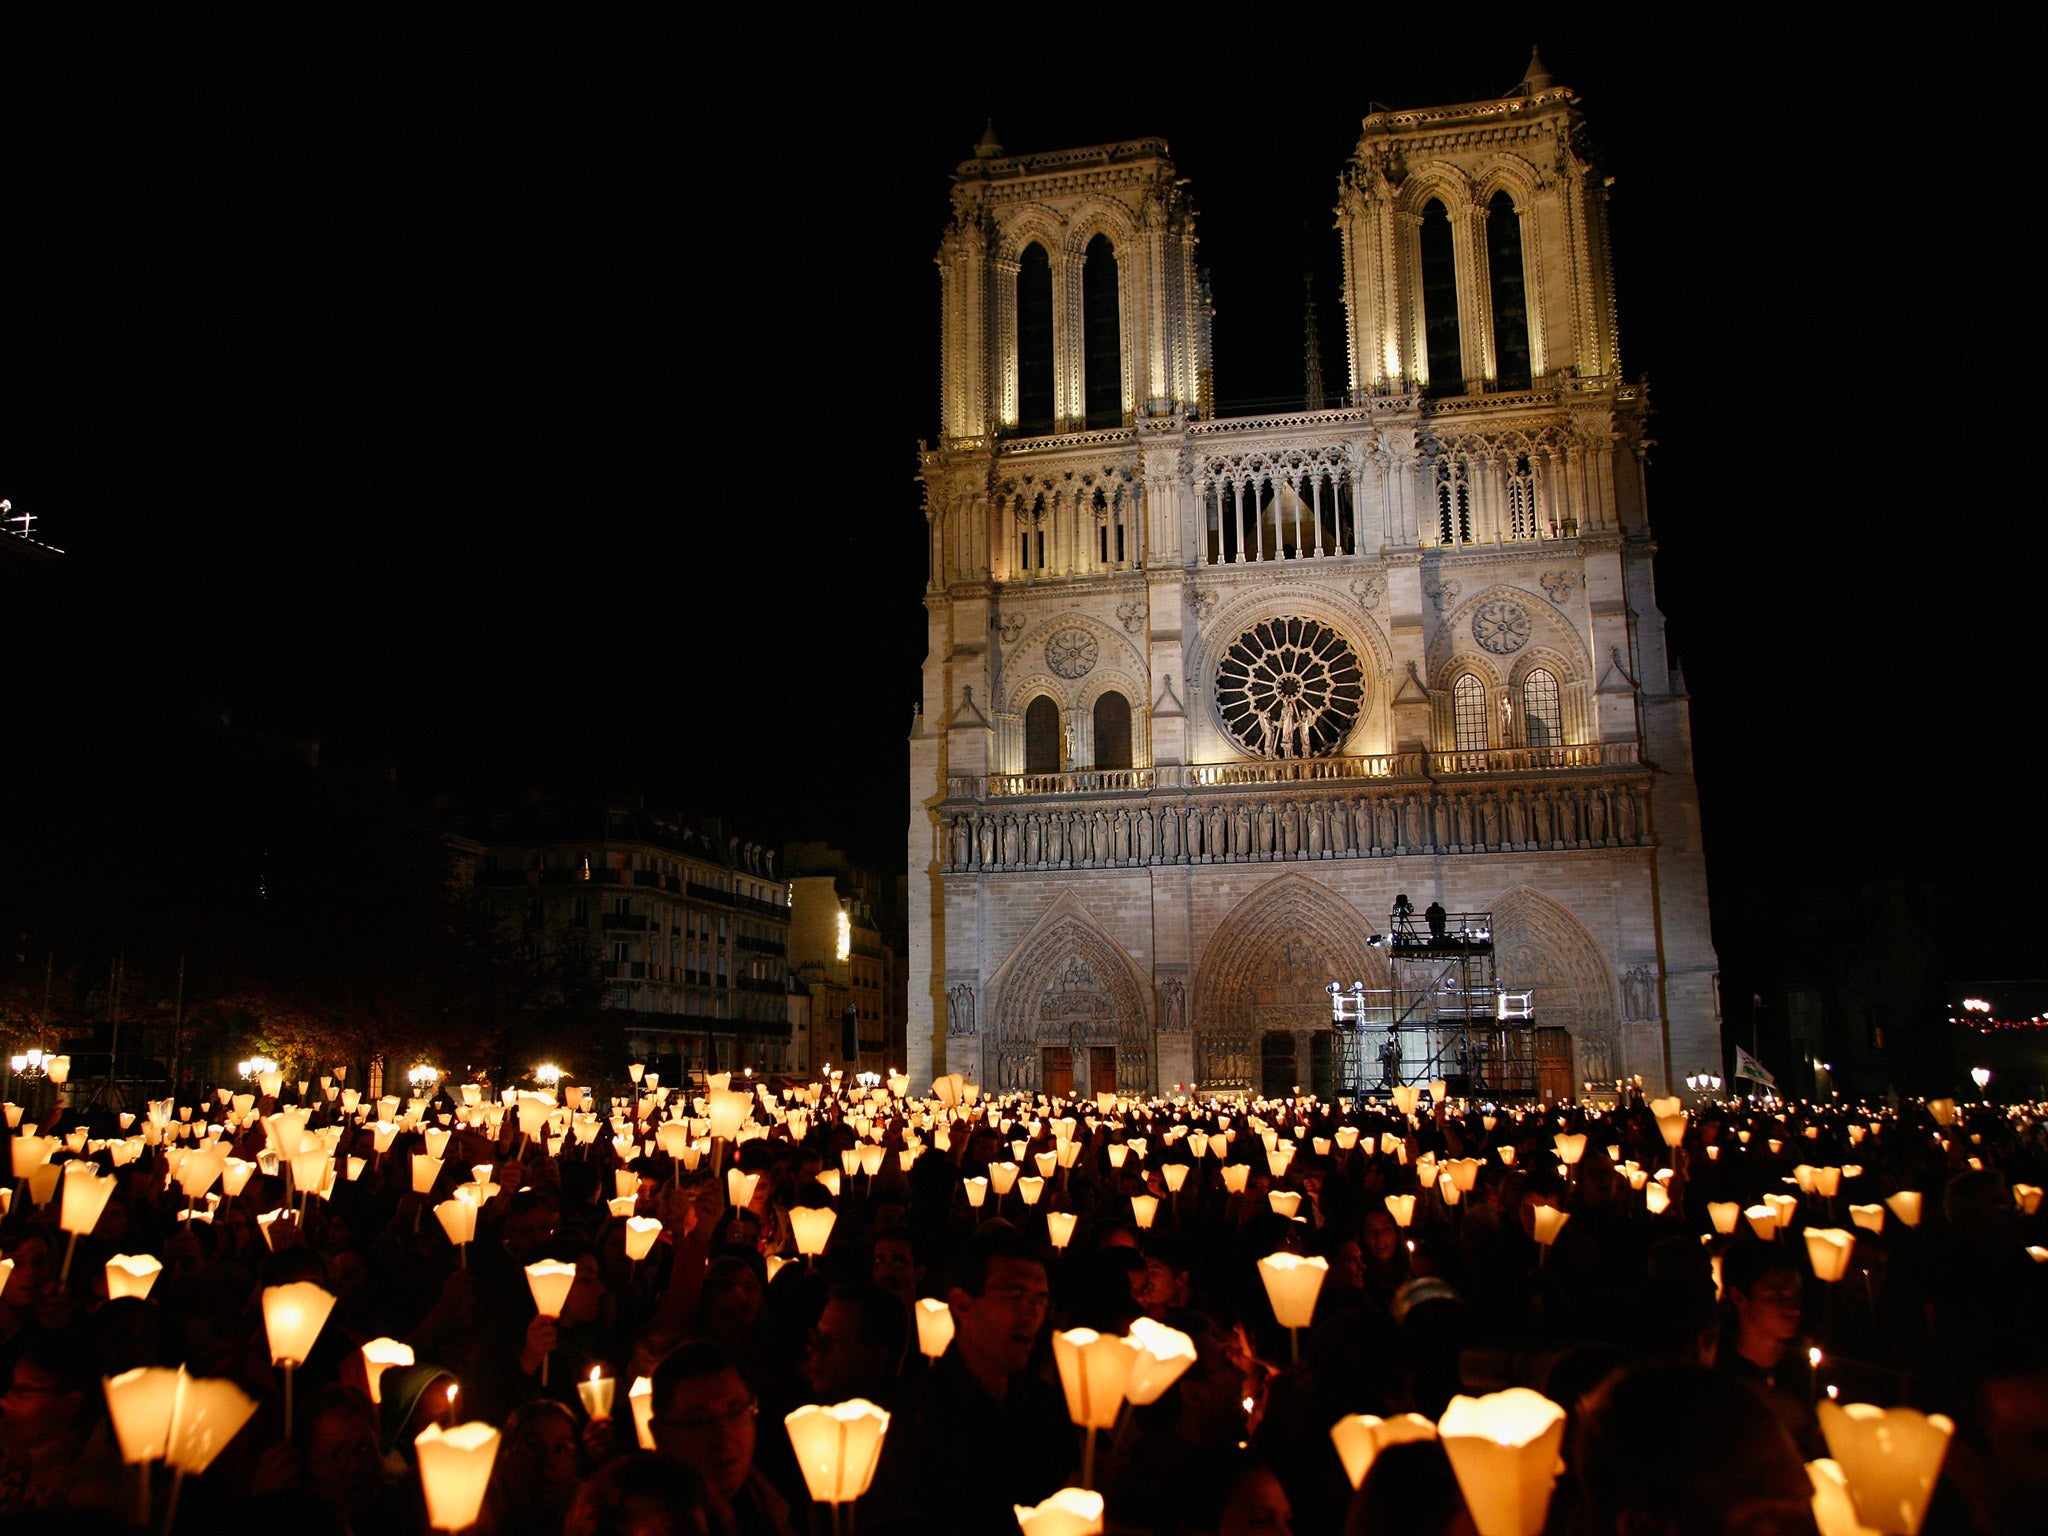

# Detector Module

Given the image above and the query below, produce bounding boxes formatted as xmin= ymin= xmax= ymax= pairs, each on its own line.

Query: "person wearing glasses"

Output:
xmin=649 ymin=1342 xmax=794 ymax=1536
xmin=863 ymin=1231 xmax=1069 ymax=1533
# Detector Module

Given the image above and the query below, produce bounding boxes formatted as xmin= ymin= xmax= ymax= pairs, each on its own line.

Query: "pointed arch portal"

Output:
xmin=987 ymin=898 xmax=1152 ymax=1095
xmin=1191 ymin=875 xmax=1388 ymax=1092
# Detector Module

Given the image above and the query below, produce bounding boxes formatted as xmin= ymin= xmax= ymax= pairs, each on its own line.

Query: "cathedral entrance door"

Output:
xmin=1535 ymin=1027 xmax=1573 ymax=1103
xmin=1042 ymin=1047 xmax=1074 ymax=1098
xmin=1260 ymin=1032 xmax=1297 ymax=1097
xmin=1310 ymin=1031 xmax=1335 ymax=1100
xmin=1089 ymin=1047 xmax=1117 ymax=1097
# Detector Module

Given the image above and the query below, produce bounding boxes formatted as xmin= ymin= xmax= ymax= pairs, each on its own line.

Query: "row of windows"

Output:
xmin=1419 ymin=191 xmax=1532 ymax=393
xmin=1022 ymin=691 xmax=1133 ymax=775
xmin=1015 ymin=675 xmax=1563 ymax=762
xmin=1016 ymin=235 xmax=1120 ymax=435
xmin=1450 ymin=669 xmax=1563 ymax=751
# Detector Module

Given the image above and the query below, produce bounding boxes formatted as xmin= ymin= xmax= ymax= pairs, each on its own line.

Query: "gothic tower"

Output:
xmin=908 ymin=59 xmax=1721 ymax=1103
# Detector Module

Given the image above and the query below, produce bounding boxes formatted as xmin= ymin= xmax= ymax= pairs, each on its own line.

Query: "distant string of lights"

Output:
xmin=1949 ymin=998 xmax=2048 ymax=1031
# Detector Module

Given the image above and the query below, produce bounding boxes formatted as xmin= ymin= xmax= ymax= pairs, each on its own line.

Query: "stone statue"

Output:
xmin=1621 ymin=965 xmax=1657 ymax=1022
xmin=1616 ymin=785 xmax=1640 ymax=842
xmin=1159 ymin=977 xmax=1186 ymax=1033
xmin=947 ymin=983 xmax=977 ymax=1036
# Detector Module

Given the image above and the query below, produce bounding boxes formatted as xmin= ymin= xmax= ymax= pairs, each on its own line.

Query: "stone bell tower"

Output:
xmin=909 ymin=60 xmax=1723 ymax=1105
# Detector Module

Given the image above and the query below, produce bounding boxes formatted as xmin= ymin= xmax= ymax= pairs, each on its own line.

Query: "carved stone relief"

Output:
xmin=1046 ymin=628 xmax=1098 ymax=679
xmin=1158 ymin=977 xmax=1187 ymax=1033
xmin=1620 ymin=964 xmax=1659 ymax=1022
xmin=946 ymin=983 xmax=976 ymax=1036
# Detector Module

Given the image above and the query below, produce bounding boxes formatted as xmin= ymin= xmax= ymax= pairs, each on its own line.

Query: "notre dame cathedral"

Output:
xmin=907 ymin=55 xmax=1721 ymax=1101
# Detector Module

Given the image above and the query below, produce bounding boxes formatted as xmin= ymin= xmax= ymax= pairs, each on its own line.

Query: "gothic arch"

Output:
xmin=1507 ymin=644 xmax=1582 ymax=690
xmin=1186 ymin=581 xmax=1394 ymax=758
xmin=1435 ymin=584 xmax=1589 ymax=679
xmin=1005 ymin=612 xmax=1146 ymax=711
xmin=1060 ymin=202 xmax=1140 ymax=262
xmin=1190 ymin=874 xmax=1389 ymax=1090
xmin=1004 ymin=671 xmax=1073 ymax=717
xmin=1073 ymin=668 xmax=1145 ymax=719
xmin=1488 ymin=884 xmax=1620 ymax=1087
xmin=985 ymin=892 xmax=1154 ymax=1093
xmin=1469 ymin=153 xmax=1544 ymax=214
xmin=1396 ymin=164 xmax=1477 ymax=217
xmin=1429 ymin=650 xmax=1506 ymax=694
xmin=996 ymin=207 xmax=1067 ymax=265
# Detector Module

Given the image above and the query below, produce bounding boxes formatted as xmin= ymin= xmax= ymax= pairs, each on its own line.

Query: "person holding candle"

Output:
xmin=865 ymin=1230 xmax=923 ymax=1314
xmin=0 ymin=1324 xmax=127 ymax=1524
xmin=1574 ymin=1364 xmax=1816 ymax=1536
xmin=478 ymin=1397 xmax=586 ymax=1536
xmin=863 ymin=1231 xmax=1067 ymax=1533
xmin=647 ymin=1342 xmax=793 ymax=1536
xmin=1715 ymin=1240 xmax=1822 ymax=1458
xmin=799 ymin=1282 xmax=908 ymax=1406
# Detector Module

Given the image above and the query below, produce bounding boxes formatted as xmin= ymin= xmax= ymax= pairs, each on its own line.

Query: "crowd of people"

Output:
xmin=3 ymin=1067 xmax=2045 ymax=1536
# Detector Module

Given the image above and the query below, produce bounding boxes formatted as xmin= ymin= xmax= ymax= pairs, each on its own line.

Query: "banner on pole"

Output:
xmin=1733 ymin=1045 xmax=1775 ymax=1087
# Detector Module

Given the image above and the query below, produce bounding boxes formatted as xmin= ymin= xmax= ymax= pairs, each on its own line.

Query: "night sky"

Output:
xmin=5 ymin=10 xmax=2035 ymax=998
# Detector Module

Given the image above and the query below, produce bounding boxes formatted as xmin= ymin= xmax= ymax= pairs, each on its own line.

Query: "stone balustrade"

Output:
xmin=948 ymin=744 xmax=1635 ymax=804
xmin=938 ymin=768 xmax=1650 ymax=874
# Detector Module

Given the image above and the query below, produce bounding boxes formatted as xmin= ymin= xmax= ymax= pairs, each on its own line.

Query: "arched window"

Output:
xmin=1436 ymin=457 xmax=1471 ymax=545
xmin=1016 ymin=243 xmax=1055 ymax=436
xmin=1419 ymin=199 xmax=1463 ymax=393
xmin=1452 ymin=674 xmax=1489 ymax=752
xmin=1024 ymin=695 xmax=1061 ymax=774
xmin=1522 ymin=669 xmax=1562 ymax=748
xmin=1092 ymin=691 xmax=1132 ymax=770
xmin=1486 ymin=191 xmax=1532 ymax=391
xmin=1505 ymin=453 xmax=1537 ymax=540
xmin=1082 ymin=234 xmax=1121 ymax=429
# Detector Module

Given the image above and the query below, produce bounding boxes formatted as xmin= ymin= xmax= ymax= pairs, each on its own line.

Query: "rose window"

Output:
xmin=1214 ymin=617 xmax=1364 ymax=758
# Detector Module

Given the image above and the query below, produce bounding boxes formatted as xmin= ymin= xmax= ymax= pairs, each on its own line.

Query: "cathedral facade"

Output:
xmin=907 ymin=58 xmax=1720 ymax=1101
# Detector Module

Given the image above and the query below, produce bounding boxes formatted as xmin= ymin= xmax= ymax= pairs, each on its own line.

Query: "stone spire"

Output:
xmin=1516 ymin=47 xmax=1554 ymax=96
xmin=1302 ymin=275 xmax=1326 ymax=412
xmin=974 ymin=119 xmax=1004 ymax=159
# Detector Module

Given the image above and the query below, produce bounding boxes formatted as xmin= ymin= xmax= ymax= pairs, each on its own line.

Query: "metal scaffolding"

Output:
xmin=1328 ymin=905 xmax=1539 ymax=1099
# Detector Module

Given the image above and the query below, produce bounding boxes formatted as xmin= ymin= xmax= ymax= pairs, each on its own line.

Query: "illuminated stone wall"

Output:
xmin=909 ymin=61 xmax=1721 ymax=1098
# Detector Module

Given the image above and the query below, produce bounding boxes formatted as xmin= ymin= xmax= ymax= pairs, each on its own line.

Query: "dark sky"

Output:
xmin=4 ymin=9 xmax=2035 ymax=987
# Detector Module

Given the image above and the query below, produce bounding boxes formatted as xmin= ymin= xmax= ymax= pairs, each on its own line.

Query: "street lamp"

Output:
xmin=1971 ymin=1067 xmax=1991 ymax=1097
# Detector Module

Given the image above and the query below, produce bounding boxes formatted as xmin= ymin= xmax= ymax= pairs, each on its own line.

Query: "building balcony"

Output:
xmin=938 ymin=744 xmax=1650 ymax=874
xmin=604 ymin=913 xmax=649 ymax=932
xmin=951 ymin=743 xmax=1636 ymax=802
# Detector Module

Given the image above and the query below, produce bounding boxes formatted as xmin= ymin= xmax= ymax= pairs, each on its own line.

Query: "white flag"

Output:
xmin=1733 ymin=1045 xmax=1775 ymax=1087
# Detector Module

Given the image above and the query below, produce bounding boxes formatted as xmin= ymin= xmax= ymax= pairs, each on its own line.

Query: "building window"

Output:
xmin=1453 ymin=674 xmax=1489 ymax=752
xmin=1017 ymin=242 xmax=1055 ymax=436
xmin=1419 ymin=199 xmax=1463 ymax=392
xmin=1436 ymin=457 xmax=1471 ymax=545
xmin=1486 ymin=191 xmax=1532 ymax=391
xmin=1093 ymin=691 xmax=1132 ymax=770
xmin=1522 ymin=668 xmax=1562 ymax=747
xmin=1505 ymin=454 xmax=1538 ymax=540
xmin=1024 ymin=695 xmax=1061 ymax=774
xmin=1082 ymin=234 xmax=1121 ymax=429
